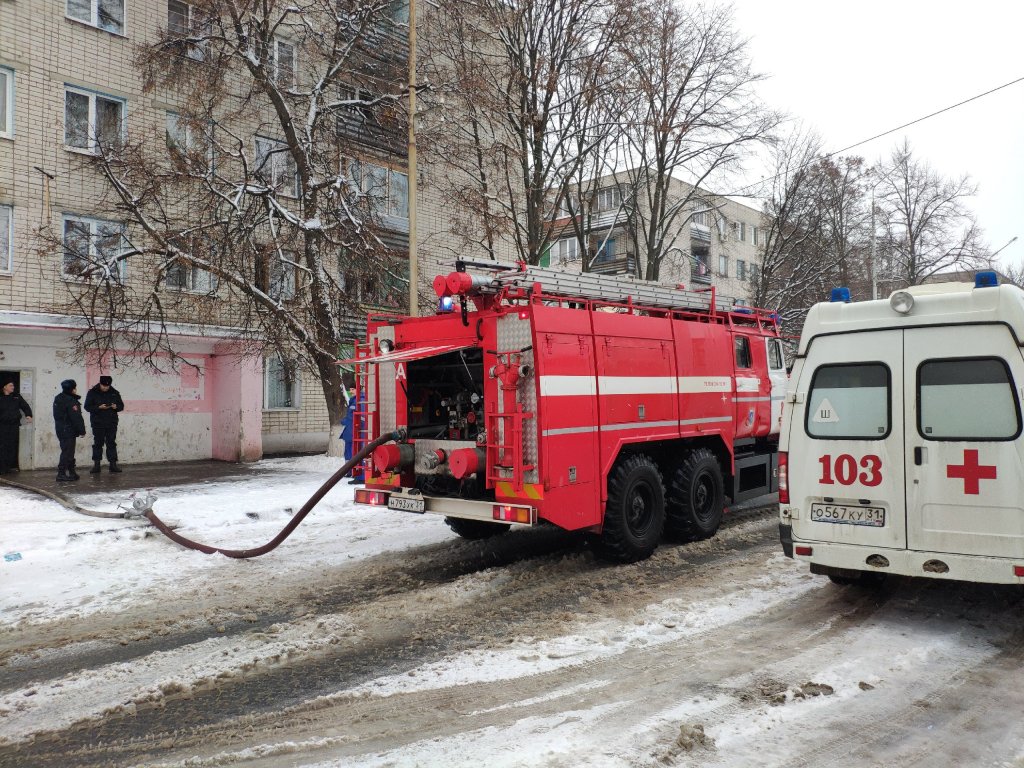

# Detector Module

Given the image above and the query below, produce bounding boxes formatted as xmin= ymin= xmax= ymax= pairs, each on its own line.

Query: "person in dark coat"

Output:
xmin=53 ymin=379 xmax=86 ymax=482
xmin=0 ymin=379 xmax=33 ymax=474
xmin=84 ymin=375 xmax=125 ymax=473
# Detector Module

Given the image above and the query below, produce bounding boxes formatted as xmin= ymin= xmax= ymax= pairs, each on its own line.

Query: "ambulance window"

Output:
xmin=806 ymin=363 xmax=890 ymax=439
xmin=768 ymin=339 xmax=784 ymax=371
xmin=918 ymin=358 xmax=1021 ymax=441
xmin=735 ymin=336 xmax=751 ymax=369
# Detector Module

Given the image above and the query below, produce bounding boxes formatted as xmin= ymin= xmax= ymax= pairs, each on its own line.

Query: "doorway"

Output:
xmin=1 ymin=369 xmax=35 ymax=471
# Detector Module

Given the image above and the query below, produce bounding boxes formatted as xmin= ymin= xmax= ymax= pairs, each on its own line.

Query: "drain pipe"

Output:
xmin=145 ymin=429 xmax=407 ymax=559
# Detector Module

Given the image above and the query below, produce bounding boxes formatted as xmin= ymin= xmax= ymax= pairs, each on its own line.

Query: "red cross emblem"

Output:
xmin=946 ymin=449 xmax=997 ymax=495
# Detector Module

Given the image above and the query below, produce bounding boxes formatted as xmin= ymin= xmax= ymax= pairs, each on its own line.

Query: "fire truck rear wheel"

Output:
xmin=597 ymin=454 xmax=666 ymax=563
xmin=444 ymin=517 xmax=511 ymax=540
xmin=666 ymin=448 xmax=724 ymax=542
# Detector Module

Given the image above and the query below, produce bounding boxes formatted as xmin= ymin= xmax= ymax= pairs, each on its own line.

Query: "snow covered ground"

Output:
xmin=3 ymin=456 xmax=1024 ymax=768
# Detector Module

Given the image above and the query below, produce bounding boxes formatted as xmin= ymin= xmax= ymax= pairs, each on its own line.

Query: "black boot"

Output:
xmin=109 ymin=462 xmax=122 ymax=473
xmin=56 ymin=470 xmax=71 ymax=482
xmin=90 ymin=462 xmax=101 ymax=474
xmin=68 ymin=466 xmax=81 ymax=481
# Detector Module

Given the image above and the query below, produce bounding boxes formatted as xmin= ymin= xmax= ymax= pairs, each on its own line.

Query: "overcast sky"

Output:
xmin=728 ymin=0 xmax=1024 ymax=272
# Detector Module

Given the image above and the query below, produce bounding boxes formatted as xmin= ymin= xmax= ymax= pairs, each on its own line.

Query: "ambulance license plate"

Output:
xmin=810 ymin=503 xmax=885 ymax=527
xmin=389 ymin=496 xmax=425 ymax=513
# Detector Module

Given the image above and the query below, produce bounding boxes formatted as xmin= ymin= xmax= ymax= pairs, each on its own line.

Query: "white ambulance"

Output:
xmin=779 ymin=272 xmax=1024 ymax=585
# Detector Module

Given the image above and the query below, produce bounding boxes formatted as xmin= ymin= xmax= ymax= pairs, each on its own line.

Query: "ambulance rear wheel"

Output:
xmin=597 ymin=454 xmax=666 ymax=563
xmin=666 ymin=448 xmax=724 ymax=542
xmin=444 ymin=517 xmax=511 ymax=540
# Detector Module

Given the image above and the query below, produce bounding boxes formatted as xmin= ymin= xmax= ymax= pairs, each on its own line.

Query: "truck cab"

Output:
xmin=779 ymin=274 xmax=1024 ymax=585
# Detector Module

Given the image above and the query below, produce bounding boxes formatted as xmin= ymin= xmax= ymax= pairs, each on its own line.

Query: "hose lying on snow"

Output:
xmin=144 ymin=429 xmax=407 ymax=559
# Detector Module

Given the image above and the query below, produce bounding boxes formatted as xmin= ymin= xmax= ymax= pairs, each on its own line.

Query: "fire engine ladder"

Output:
xmin=486 ymin=265 xmax=738 ymax=314
xmin=351 ymin=341 xmax=374 ymax=477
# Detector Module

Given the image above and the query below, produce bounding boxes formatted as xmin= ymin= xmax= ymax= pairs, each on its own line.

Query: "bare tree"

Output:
xmin=423 ymin=0 xmax=632 ymax=265
xmin=42 ymin=0 xmax=411 ymax=448
xmin=754 ymin=126 xmax=839 ymax=332
xmin=617 ymin=0 xmax=778 ymax=281
xmin=875 ymin=138 xmax=986 ymax=289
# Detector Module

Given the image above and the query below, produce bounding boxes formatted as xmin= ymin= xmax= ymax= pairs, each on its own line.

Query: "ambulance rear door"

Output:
xmin=789 ymin=330 xmax=907 ymax=550
xmin=903 ymin=325 xmax=1024 ymax=557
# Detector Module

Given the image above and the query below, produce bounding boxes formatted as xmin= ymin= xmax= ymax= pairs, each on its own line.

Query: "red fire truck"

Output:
xmin=352 ymin=261 xmax=786 ymax=562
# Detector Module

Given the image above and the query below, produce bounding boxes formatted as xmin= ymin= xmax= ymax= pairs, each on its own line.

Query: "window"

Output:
xmin=65 ymin=87 xmax=125 ymax=154
xmin=554 ymin=237 xmax=579 ymax=263
xmin=67 ymin=0 xmax=124 ymax=34
xmin=596 ymin=186 xmax=621 ymax=212
xmin=750 ymin=264 xmax=760 ymax=284
xmin=918 ymin=358 xmax=1021 ymax=440
xmin=167 ymin=0 xmax=208 ymax=60
xmin=274 ymin=39 xmax=296 ymax=88
xmin=718 ymin=255 xmax=728 ymax=276
xmin=388 ymin=0 xmax=409 ymax=24
xmin=594 ymin=237 xmax=615 ymax=264
xmin=0 ymin=205 xmax=11 ymax=273
xmin=767 ymin=338 xmax=784 ymax=371
xmin=806 ymin=363 xmax=890 ymax=439
xmin=736 ymin=259 xmax=746 ymax=281
xmin=257 ymin=252 xmax=297 ymax=301
xmin=62 ymin=215 xmax=126 ymax=281
xmin=740 ymin=222 xmax=746 ymax=242
xmin=350 ymin=160 xmax=408 ymax=219
xmin=692 ymin=201 xmax=710 ymax=227
xmin=165 ymin=238 xmax=217 ymax=293
xmin=255 ymin=136 xmax=299 ymax=197
xmin=752 ymin=226 xmax=759 ymax=246
xmin=264 ymin=356 xmax=298 ymax=409
xmin=734 ymin=336 xmax=751 ymax=369
xmin=0 ymin=67 xmax=12 ymax=139
xmin=166 ymin=112 xmax=213 ymax=172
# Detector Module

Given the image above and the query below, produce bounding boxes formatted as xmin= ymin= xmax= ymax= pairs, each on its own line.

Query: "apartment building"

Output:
xmin=0 ymin=0 xmax=479 ymax=468
xmin=546 ymin=174 xmax=765 ymax=305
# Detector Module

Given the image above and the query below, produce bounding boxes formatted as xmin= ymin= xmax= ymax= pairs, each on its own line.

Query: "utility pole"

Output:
xmin=407 ymin=0 xmax=418 ymax=316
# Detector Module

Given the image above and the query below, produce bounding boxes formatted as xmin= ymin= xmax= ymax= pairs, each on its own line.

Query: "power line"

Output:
xmin=725 ymin=74 xmax=1024 ymax=199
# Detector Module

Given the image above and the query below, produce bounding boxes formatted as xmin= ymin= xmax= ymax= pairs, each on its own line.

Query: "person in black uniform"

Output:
xmin=53 ymin=379 xmax=86 ymax=482
xmin=84 ymin=375 xmax=125 ymax=473
xmin=0 ymin=379 xmax=33 ymax=474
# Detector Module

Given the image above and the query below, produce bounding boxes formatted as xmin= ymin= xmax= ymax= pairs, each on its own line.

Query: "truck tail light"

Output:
xmin=1014 ymin=565 xmax=1024 ymax=578
xmin=795 ymin=545 xmax=812 ymax=557
xmin=778 ymin=452 xmax=789 ymax=504
xmin=355 ymin=489 xmax=389 ymax=506
xmin=493 ymin=504 xmax=532 ymax=524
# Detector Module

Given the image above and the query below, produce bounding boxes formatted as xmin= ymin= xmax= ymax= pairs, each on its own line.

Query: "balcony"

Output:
xmin=590 ymin=254 xmax=637 ymax=276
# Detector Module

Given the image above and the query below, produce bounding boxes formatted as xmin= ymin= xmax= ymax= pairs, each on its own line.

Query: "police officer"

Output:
xmin=53 ymin=379 xmax=86 ymax=482
xmin=0 ymin=379 xmax=33 ymax=474
xmin=84 ymin=375 xmax=125 ymax=473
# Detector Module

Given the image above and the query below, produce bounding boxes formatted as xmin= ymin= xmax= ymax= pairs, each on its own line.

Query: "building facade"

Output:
xmin=0 ymin=0 xmax=483 ymax=468
xmin=546 ymin=174 xmax=765 ymax=306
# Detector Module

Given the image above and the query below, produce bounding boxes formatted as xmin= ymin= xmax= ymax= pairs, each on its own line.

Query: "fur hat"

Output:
xmin=99 ymin=375 xmax=113 ymax=386
xmin=61 ymin=379 xmax=77 ymax=392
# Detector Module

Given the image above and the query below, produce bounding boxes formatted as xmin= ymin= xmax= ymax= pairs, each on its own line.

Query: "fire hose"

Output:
xmin=144 ymin=429 xmax=407 ymax=559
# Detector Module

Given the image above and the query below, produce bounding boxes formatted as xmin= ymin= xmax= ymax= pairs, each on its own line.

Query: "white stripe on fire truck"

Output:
xmin=732 ymin=395 xmax=772 ymax=402
xmin=539 ymin=375 xmax=735 ymax=397
xmin=541 ymin=415 xmax=732 ymax=438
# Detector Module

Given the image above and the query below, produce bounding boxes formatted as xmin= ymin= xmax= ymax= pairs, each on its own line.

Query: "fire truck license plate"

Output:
xmin=388 ymin=496 xmax=425 ymax=513
xmin=810 ymin=503 xmax=885 ymax=527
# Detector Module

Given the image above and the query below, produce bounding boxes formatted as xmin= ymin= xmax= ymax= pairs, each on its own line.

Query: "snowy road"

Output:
xmin=2 ymin=456 xmax=1024 ymax=767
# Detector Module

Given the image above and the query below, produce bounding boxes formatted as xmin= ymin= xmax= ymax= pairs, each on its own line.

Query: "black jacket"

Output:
xmin=84 ymin=385 xmax=125 ymax=428
xmin=0 ymin=392 xmax=32 ymax=427
xmin=53 ymin=392 xmax=86 ymax=439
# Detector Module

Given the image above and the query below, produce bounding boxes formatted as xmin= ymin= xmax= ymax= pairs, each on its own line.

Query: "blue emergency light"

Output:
xmin=830 ymin=287 xmax=851 ymax=303
xmin=974 ymin=271 xmax=998 ymax=288
xmin=438 ymin=295 xmax=455 ymax=313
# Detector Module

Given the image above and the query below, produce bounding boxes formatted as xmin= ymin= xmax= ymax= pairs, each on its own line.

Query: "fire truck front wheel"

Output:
xmin=597 ymin=454 xmax=666 ymax=563
xmin=665 ymin=448 xmax=724 ymax=542
xmin=444 ymin=517 xmax=512 ymax=540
